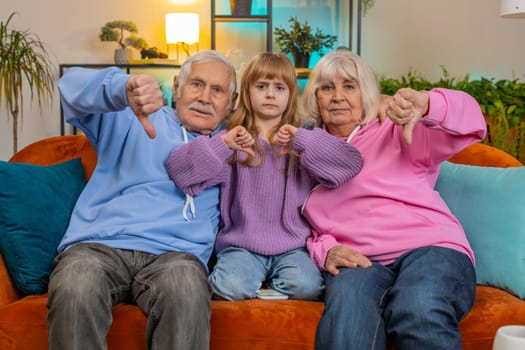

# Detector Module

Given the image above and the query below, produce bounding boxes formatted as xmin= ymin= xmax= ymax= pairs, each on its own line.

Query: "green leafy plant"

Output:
xmin=0 ymin=12 xmax=56 ymax=153
xmin=99 ymin=20 xmax=148 ymax=50
xmin=380 ymin=67 xmax=525 ymax=162
xmin=273 ymin=16 xmax=337 ymax=65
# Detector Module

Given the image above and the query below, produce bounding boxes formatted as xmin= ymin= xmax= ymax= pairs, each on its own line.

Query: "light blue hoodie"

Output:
xmin=58 ymin=67 xmax=220 ymax=267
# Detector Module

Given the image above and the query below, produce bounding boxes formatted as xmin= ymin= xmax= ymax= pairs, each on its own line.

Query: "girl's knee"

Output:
xmin=272 ymin=271 xmax=324 ymax=301
xmin=290 ymin=282 xmax=324 ymax=300
xmin=209 ymin=271 xmax=257 ymax=300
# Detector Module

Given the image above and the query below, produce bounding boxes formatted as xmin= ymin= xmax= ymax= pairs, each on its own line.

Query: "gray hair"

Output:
xmin=302 ymin=49 xmax=381 ymax=126
xmin=175 ymin=50 xmax=237 ymax=110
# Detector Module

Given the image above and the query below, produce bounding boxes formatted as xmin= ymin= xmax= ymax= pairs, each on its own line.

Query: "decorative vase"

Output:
xmin=293 ymin=52 xmax=311 ymax=68
xmin=230 ymin=0 xmax=253 ymax=16
xmin=114 ymin=48 xmax=132 ymax=64
xmin=493 ymin=325 xmax=525 ymax=350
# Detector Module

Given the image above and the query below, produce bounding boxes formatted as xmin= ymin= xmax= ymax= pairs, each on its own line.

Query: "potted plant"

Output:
xmin=99 ymin=20 xmax=148 ymax=64
xmin=273 ymin=16 xmax=337 ymax=68
xmin=230 ymin=0 xmax=252 ymax=16
xmin=0 ymin=12 xmax=55 ymax=153
xmin=379 ymin=66 xmax=525 ymax=163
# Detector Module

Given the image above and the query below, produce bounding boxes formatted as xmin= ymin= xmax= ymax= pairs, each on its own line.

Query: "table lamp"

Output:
xmin=165 ymin=12 xmax=199 ymax=64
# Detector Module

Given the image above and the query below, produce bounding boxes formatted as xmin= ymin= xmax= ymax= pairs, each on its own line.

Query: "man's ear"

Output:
xmin=172 ymin=75 xmax=179 ymax=103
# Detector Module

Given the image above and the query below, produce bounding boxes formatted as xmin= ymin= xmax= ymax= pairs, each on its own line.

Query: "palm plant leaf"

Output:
xmin=0 ymin=12 xmax=56 ymax=152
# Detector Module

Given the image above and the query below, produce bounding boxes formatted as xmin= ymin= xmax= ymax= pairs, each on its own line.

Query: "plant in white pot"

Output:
xmin=99 ymin=20 xmax=148 ymax=64
xmin=0 ymin=12 xmax=56 ymax=153
xmin=273 ymin=16 xmax=337 ymax=68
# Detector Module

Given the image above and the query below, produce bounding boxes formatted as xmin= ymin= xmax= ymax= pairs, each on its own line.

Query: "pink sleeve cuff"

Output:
xmin=307 ymin=232 xmax=339 ymax=270
xmin=422 ymin=89 xmax=447 ymax=126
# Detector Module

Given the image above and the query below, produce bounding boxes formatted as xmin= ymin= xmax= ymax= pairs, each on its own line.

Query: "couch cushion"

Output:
xmin=1 ymin=287 xmax=524 ymax=350
xmin=435 ymin=161 xmax=525 ymax=299
xmin=459 ymin=286 xmax=525 ymax=350
xmin=0 ymin=158 xmax=86 ymax=295
xmin=0 ymin=295 xmax=147 ymax=350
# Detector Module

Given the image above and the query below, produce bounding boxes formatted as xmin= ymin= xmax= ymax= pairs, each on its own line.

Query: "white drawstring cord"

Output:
xmin=346 ymin=124 xmax=362 ymax=143
xmin=181 ymin=126 xmax=196 ymax=221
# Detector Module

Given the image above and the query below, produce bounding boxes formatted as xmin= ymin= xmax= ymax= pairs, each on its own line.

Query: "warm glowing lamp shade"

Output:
xmin=165 ymin=12 xmax=199 ymax=63
xmin=165 ymin=13 xmax=199 ymax=44
xmin=501 ymin=0 xmax=525 ymax=18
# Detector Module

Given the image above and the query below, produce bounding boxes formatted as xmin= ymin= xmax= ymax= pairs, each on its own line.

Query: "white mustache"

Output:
xmin=188 ymin=102 xmax=215 ymax=117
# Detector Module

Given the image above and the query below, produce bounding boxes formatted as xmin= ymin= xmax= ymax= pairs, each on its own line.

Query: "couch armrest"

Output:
xmin=0 ymin=252 xmax=21 ymax=307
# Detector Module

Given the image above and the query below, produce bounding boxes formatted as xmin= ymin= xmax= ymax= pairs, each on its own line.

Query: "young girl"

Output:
xmin=167 ymin=52 xmax=362 ymax=301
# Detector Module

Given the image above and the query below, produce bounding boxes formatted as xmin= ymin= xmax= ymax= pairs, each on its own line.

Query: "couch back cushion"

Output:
xmin=436 ymin=144 xmax=525 ymax=299
xmin=10 ymin=137 xmax=521 ymax=174
xmin=449 ymin=142 xmax=522 ymax=168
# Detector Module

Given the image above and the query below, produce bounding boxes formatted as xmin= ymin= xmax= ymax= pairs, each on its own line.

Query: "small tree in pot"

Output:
xmin=273 ymin=16 xmax=337 ymax=68
xmin=0 ymin=12 xmax=56 ymax=153
xmin=99 ymin=20 xmax=148 ymax=64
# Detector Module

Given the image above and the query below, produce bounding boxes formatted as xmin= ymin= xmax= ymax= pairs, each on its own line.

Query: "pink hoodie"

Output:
xmin=304 ymin=88 xmax=487 ymax=268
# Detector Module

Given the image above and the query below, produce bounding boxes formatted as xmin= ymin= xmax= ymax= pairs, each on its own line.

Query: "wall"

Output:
xmin=1 ymin=0 xmax=525 ymax=160
xmin=0 ymin=0 xmax=210 ymax=160
xmin=362 ymin=0 xmax=525 ymax=81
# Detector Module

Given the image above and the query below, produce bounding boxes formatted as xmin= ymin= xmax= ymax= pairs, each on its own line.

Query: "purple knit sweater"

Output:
xmin=167 ymin=128 xmax=362 ymax=255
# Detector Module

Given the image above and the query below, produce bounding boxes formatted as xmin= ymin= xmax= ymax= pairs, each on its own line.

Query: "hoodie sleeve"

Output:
xmin=167 ymin=132 xmax=233 ymax=195
xmin=58 ymin=67 xmax=131 ymax=143
xmin=306 ymin=229 xmax=339 ymax=270
xmin=403 ymin=88 xmax=487 ymax=166
xmin=293 ymin=128 xmax=363 ymax=188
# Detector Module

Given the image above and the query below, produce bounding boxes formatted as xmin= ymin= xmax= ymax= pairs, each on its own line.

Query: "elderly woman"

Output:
xmin=301 ymin=49 xmax=487 ymax=349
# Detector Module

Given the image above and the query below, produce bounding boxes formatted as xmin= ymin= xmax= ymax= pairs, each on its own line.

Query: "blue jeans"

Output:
xmin=47 ymin=242 xmax=211 ymax=350
xmin=209 ymin=247 xmax=323 ymax=301
xmin=316 ymin=246 xmax=476 ymax=350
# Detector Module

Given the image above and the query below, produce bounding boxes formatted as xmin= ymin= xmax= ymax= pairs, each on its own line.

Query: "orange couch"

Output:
xmin=1 ymin=135 xmax=525 ymax=350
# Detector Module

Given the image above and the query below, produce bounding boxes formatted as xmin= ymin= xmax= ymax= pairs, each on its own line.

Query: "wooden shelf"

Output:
xmin=211 ymin=0 xmax=273 ymax=53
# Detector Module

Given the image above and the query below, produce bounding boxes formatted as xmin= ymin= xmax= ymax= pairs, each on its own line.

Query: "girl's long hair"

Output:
xmin=227 ymin=52 xmax=302 ymax=166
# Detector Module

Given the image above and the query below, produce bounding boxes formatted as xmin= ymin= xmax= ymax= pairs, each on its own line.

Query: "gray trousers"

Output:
xmin=47 ymin=242 xmax=211 ymax=350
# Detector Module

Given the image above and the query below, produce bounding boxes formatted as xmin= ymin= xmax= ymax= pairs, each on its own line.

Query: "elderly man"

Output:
xmin=47 ymin=50 xmax=237 ymax=350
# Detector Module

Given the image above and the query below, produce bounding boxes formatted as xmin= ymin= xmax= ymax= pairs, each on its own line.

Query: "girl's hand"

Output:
xmin=274 ymin=124 xmax=297 ymax=155
xmin=221 ymin=126 xmax=255 ymax=157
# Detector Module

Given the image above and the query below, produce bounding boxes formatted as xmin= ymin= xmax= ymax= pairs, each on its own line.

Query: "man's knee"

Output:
xmin=157 ymin=252 xmax=210 ymax=296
